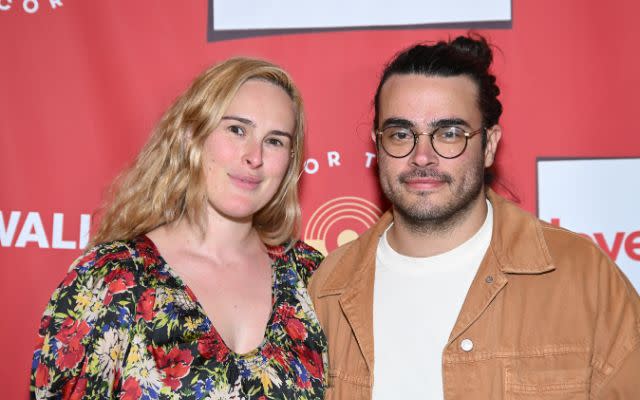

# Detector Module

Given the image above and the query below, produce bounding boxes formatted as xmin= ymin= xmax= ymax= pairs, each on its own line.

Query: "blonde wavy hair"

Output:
xmin=91 ymin=58 xmax=305 ymax=247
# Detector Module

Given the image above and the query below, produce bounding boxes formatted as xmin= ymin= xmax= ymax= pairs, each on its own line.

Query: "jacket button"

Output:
xmin=485 ymin=275 xmax=494 ymax=284
xmin=460 ymin=338 xmax=474 ymax=352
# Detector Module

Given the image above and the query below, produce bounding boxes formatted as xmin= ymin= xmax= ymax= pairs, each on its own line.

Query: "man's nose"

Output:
xmin=410 ymin=134 xmax=439 ymax=167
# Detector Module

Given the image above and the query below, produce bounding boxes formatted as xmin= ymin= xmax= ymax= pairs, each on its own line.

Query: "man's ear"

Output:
xmin=484 ymin=124 xmax=502 ymax=168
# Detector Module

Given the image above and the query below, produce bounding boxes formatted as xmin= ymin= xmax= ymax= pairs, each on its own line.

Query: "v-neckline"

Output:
xmin=140 ymin=234 xmax=285 ymax=358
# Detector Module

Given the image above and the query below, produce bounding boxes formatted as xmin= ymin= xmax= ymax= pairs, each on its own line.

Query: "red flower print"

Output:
xmin=35 ymin=334 xmax=44 ymax=349
xmin=293 ymin=344 xmax=323 ymax=379
xmin=295 ymin=242 xmax=320 ymax=272
xmin=139 ymin=242 xmax=158 ymax=268
xmin=296 ymin=375 xmax=311 ymax=389
xmin=104 ymin=269 xmax=136 ymax=294
xmin=56 ymin=338 xmax=86 ymax=371
xmin=61 ymin=375 xmax=88 ymax=400
xmin=34 ymin=364 xmax=49 ymax=388
xmin=103 ymin=269 xmax=136 ymax=305
xmin=121 ymin=377 xmax=142 ymax=400
xmin=54 ymin=318 xmax=91 ymax=371
xmin=35 ymin=316 xmax=51 ymax=346
xmin=197 ymin=330 xmax=229 ymax=362
xmin=149 ymin=346 xmax=194 ymax=390
xmin=113 ymin=368 xmax=121 ymax=393
xmin=297 ymin=257 xmax=315 ymax=275
xmin=40 ymin=315 xmax=52 ymax=332
xmin=100 ymin=251 xmax=134 ymax=265
xmin=262 ymin=343 xmax=288 ymax=371
xmin=61 ymin=270 xmax=78 ymax=287
xmin=136 ymin=288 xmax=156 ymax=321
xmin=285 ymin=319 xmax=308 ymax=341
xmin=55 ymin=318 xmax=91 ymax=345
xmin=274 ymin=304 xmax=296 ymax=324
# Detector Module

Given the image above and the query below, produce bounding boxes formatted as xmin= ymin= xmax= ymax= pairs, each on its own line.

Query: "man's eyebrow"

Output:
xmin=380 ymin=118 xmax=415 ymax=129
xmin=430 ymin=118 xmax=471 ymax=128
xmin=221 ymin=115 xmax=256 ymax=127
xmin=381 ymin=117 xmax=472 ymax=130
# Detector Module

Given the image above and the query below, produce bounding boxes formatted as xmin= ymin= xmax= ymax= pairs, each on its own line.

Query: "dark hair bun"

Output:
xmin=450 ymin=35 xmax=493 ymax=71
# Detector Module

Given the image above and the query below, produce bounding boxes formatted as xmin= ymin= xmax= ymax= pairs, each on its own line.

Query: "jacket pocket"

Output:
xmin=324 ymin=369 xmax=371 ymax=400
xmin=504 ymin=367 xmax=590 ymax=400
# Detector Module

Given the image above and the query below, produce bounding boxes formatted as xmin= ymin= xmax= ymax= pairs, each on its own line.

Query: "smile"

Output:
xmin=229 ymin=174 xmax=262 ymax=190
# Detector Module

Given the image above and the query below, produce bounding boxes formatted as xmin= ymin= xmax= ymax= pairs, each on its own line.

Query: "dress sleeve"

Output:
xmin=292 ymin=241 xmax=325 ymax=286
xmin=30 ymin=243 xmax=140 ymax=399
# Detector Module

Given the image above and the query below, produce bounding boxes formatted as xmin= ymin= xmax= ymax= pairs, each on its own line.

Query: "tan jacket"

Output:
xmin=309 ymin=190 xmax=640 ymax=399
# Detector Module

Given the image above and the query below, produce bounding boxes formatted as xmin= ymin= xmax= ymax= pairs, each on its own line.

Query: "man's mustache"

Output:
xmin=398 ymin=169 xmax=452 ymax=184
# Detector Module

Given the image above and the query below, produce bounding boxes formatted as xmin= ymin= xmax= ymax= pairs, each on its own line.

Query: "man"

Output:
xmin=309 ymin=35 xmax=640 ymax=399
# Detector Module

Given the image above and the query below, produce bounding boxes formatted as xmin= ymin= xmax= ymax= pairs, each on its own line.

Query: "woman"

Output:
xmin=30 ymin=58 xmax=327 ymax=399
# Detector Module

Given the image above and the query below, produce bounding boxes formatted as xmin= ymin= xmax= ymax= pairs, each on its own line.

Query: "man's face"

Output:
xmin=374 ymin=73 xmax=500 ymax=230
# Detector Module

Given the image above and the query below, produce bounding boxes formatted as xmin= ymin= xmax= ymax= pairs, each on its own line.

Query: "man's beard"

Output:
xmin=379 ymin=159 xmax=485 ymax=234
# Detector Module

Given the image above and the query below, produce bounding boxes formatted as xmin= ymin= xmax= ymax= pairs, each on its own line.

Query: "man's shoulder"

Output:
xmin=491 ymin=191 xmax=604 ymax=263
xmin=494 ymin=192 xmax=634 ymax=292
xmin=539 ymin=220 xmax=600 ymax=252
xmin=309 ymin=236 xmax=363 ymax=294
xmin=314 ymin=211 xmax=392 ymax=280
xmin=309 ymin=211 xmax=393 ymax=296
xmin=539 ymin=220 xmax=628 ymax=281
xmin=537 ymin=218 xmax=639 ymax=277
xmin=315 ymin=240 xmax=357 ymax=278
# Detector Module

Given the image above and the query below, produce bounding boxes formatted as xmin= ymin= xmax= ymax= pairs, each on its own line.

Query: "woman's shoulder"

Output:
xmin=40 ymin=236 xmax=167 ymax=326
xmin=289 ymin=240 xmax=323 ymax=260
xmin=66 ymin=236 xmax=163 ymax=290
xmin=282 ymin=240 xmax=325 ymax=284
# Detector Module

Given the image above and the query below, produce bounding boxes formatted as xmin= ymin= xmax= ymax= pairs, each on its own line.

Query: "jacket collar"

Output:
xmin=318 ymin=188 xmax=555 ymax=296
xmin=486 ymin=189 xmax=555 ymax=274
xmin=317 ymin=211 xmax=392 ymax=296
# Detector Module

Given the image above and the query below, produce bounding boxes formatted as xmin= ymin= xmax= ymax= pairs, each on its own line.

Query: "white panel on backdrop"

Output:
xmin=212 ymin=0 xmax=511 ymax=30
xmin=538 ymin=158 xmax=640 ymax=291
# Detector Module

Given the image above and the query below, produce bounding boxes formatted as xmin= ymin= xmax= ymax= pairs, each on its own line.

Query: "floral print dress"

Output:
xmin=30 ymin=236 xmax=327 ymax=399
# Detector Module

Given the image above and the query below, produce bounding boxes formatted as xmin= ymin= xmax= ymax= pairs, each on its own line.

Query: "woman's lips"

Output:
xmin=229 ymin=174 xmax=262 ymax=190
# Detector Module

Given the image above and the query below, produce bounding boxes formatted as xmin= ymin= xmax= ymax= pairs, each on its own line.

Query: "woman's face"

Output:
xmin=202 ymin=79 xmax=296 ymax=223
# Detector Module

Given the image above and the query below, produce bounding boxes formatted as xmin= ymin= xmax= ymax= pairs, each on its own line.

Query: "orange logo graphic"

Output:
xmin=304 ymin=196 xmax=382 ymax=255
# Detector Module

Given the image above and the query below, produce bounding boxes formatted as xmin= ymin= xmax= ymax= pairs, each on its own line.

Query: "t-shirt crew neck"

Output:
xmin=372 ymin=200 xmax=493 ymax=400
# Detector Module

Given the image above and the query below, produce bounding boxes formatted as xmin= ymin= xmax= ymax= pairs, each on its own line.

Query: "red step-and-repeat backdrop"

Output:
xmin=2 ymin=1 xmax=639 ymax=397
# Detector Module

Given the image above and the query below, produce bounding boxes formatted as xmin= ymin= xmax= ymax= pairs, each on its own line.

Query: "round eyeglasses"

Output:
xmin=376 ymin=125 xmax=485 ymax=159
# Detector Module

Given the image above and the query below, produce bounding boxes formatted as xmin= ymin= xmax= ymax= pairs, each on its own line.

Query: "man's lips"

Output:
xmin=400 ymin=171 xmax=451 ymax=190
xmin=403 ymin=177 xmax=446 ymax=190
xmin=229 ymin=174 xmax=262 ymax=189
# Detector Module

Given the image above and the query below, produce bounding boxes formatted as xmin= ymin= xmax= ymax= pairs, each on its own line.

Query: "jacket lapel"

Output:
xmin=339 ymin=265 xmax=376 ymax=373
xmin=447 ymin=250 xmax=508 ymax=344
xmin=318 ymin=212 xmax=394 ymax=374
xmin=449 ymin=190 xmax=556 ymax=344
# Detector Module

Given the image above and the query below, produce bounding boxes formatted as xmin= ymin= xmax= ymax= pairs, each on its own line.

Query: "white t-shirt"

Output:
xmin=372 ymin=202 xmax=493 ymax=400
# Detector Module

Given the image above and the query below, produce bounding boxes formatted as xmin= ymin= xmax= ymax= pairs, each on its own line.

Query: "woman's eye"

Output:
xmin=227 ymin=125 xmax=245 ymax=136
xmin=265 ymin=137 xmax=285 ymax=147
